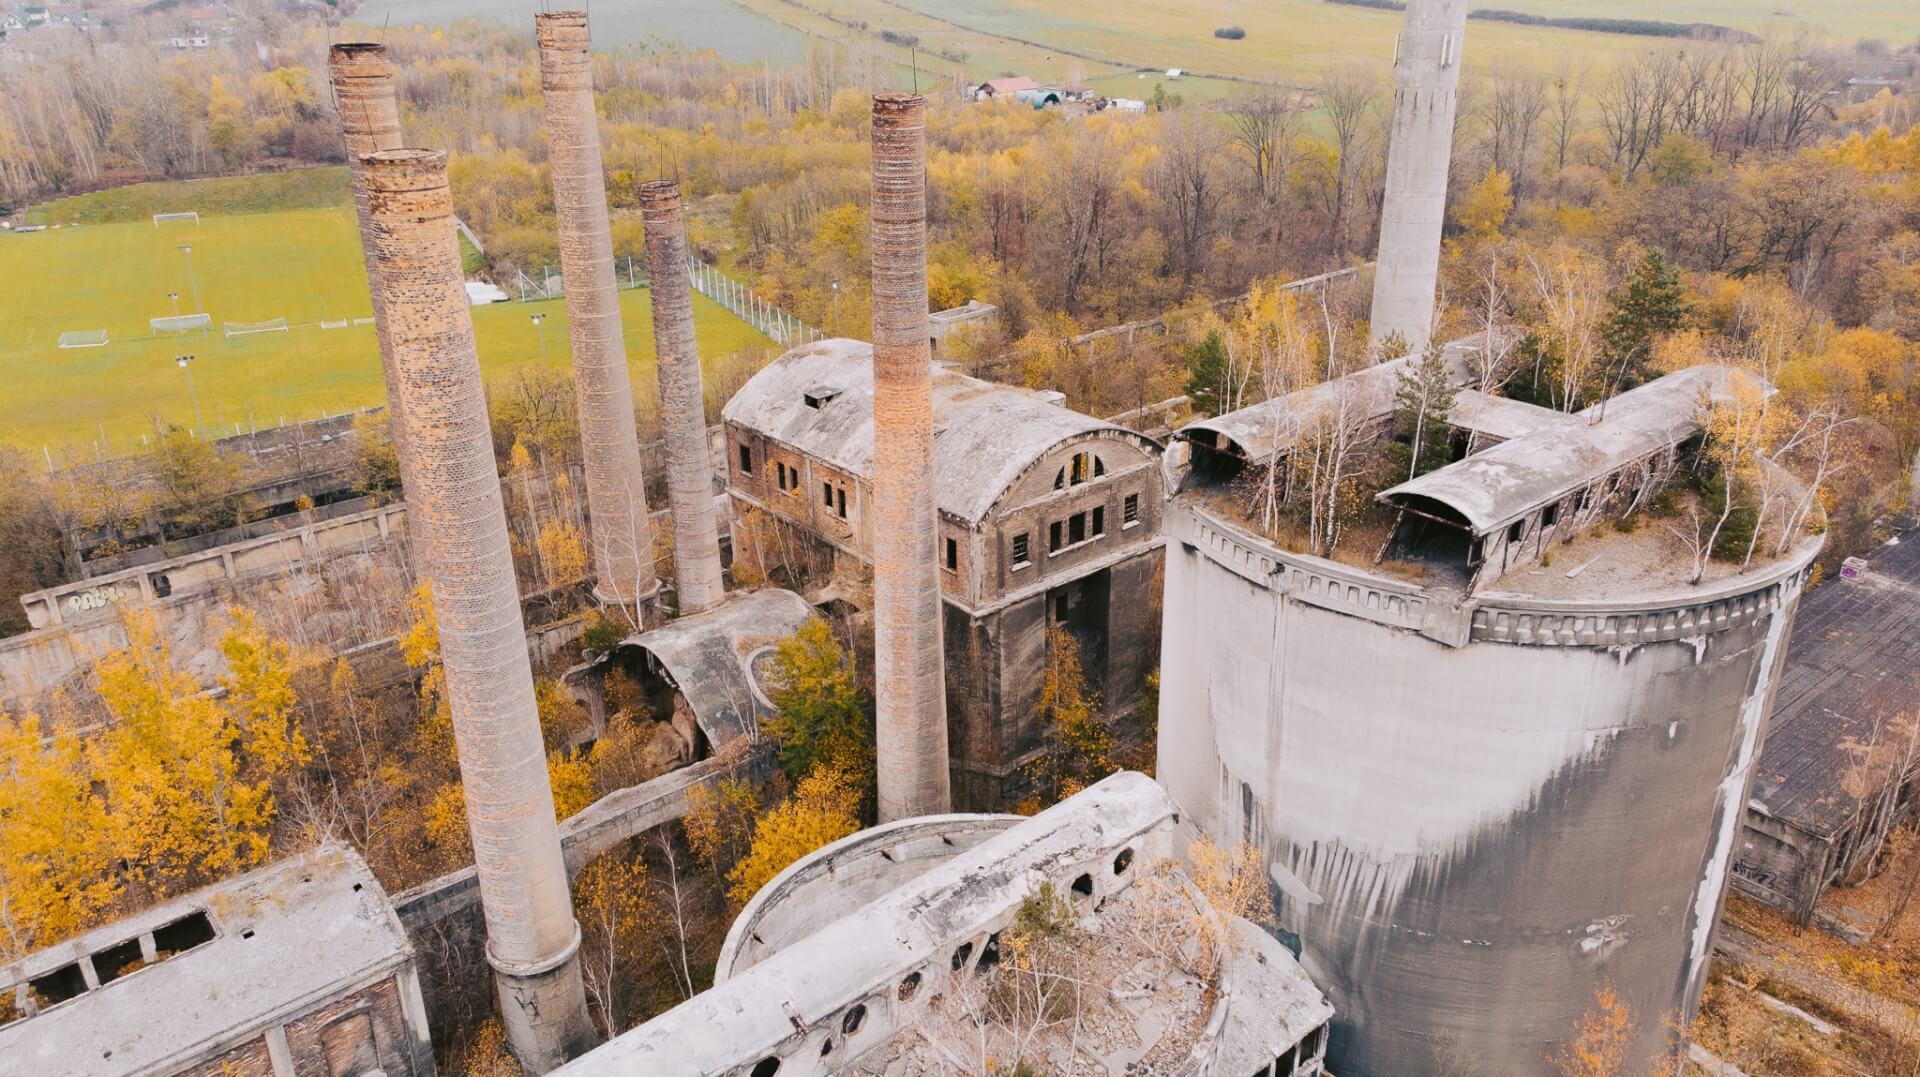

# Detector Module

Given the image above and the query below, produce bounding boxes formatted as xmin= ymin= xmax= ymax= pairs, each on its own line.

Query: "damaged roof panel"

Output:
xmin=1380 ymin=365 xmax=1751 ymax=534
xmin=607 ymin=587 xmax=815 ymax=749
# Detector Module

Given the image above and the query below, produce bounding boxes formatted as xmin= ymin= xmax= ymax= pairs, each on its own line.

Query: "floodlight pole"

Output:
xmin=178 ymin=244 xmax=202 ymax=322
xmin=168 ymin=291 xmax=180 ymax=318
xmin=531 ymin=312 xmax=547 ymax=363
xmin=177 ymin=354 xmax=207 ymax=440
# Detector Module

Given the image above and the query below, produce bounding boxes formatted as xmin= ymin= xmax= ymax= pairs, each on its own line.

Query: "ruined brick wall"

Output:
xmin=178 ymin=1036 xmax=274 ymax=1077
xmin=536 ymin=12 xmax=654 ymax=607
xmin=869 ymin=94 xmax=951 ymax=820
xmin=328 ymin=43 xmax=416 ymax=496
xmin=281 ymin=974 xmax=418 ymax=1076
xmin=638 ymin=180 xmax=727 ymax=615
xmin=363 ymin=148 xmax=593 ymax=1068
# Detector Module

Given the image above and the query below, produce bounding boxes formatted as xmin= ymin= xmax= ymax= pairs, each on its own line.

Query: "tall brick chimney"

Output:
xmin=868 ymin=93 xmax=951 ymax=821
xmin=535 ymin=11 xmax=656 ymax=610
xmin=328 ymin=42 xmax=417 ymax=496
xmin=1369 ymin=0 xmax=1470 ymax=350
xmin=362 ymin=149 xmax=597 ymax=1072
xmin=638 ymin=180 xmax=727 ymax=616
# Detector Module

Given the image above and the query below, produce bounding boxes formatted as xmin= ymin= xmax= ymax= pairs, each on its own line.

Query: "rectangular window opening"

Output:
xmin=1049 ymin=521 xmax=1063 ymax=553
xmin=1092 ymin=506 xmax=1105 ymax=537
xmin=823 ymin=481 xmax=834 ymax=507
xmin=1068 ymin=512 xmax=1087 ymax=545
xmin=836 ymin=487 xmax=847 ymax=519
xmin=1123 ymin=493 xmax=1139 ymax=526
xmin=92 ymin=938 xmax=145 ymax=984
xmin=28 ymin=963 xmax=86 ymax=1006
xmin=945 ymin=538 xmax=958 ymax=571
xmin=738 ymin=444 xmax=753 ymax=474
xmin=1542 ymin=501 xmax=1560 ymax=527
xmin=1012 ymin=533 xmax=1031 ymax=567
xmin=1506 ymin=519 xmax=1525 ymax=545
xmin=151 ymin=911 xmax=216 ymax=958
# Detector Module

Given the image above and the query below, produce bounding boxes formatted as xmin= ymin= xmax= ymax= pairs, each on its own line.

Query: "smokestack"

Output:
xmin=638 ymin=180 xmax=727 ymax=616
xmin=328 ymin=42 xmax=418 ymax=496
xmin=1368 ymin=0 xmax=1470 ymax=351
xmin=869 ymin=93 xmax=951 ymax=821
xmin=535 ymin=11 xmax=656 ymax=609
xmin=362 ymin=149 xmax=596 ymax=1072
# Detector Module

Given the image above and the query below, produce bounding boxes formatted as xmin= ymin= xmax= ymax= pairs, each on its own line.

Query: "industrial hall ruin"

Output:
xmin=2 ymin=0 xmax=1916 ymax=1075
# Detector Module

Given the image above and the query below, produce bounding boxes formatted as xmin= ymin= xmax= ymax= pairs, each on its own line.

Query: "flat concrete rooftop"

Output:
xmin=0 ymin=845 xmax=412 ymax=1076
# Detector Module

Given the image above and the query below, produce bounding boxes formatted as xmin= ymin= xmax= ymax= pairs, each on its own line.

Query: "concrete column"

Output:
xmin=1368 ymin=0 xmax=1469 ymax=351
xmin=361 ymin=149 xmax=596 ymax=1072
xmin=639 ymin=180 xmax=728 ymax=616
xmin=327 ymin=43 xmax=418 ymax=499
xmin=869 ymin=93 xmax=951 ymax=821
xmin=536 ymin=11 xmax=656 ymax=609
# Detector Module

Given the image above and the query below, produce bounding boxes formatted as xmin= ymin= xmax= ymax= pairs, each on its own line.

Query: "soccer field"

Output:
xmin=0 ymin=180 xmax=773 ymax=457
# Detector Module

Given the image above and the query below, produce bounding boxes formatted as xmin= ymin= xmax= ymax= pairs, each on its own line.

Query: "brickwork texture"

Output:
xmin=536 ymin=11 xmax=655 ymax=606
xmin=869 ymin=94 xmax=952 ymax=820
xmin=639 ymin=179 xmax=728 ymax=616
xmin=362 ymin=147 xmax=594 ymax=1071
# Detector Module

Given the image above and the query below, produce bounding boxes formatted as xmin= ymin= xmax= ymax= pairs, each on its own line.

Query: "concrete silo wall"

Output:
xmin=1156 ymin=504 xmax=1815 ymax=1075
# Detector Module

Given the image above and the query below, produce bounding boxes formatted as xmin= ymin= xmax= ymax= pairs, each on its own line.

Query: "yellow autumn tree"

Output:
xmin=573 ymin=851 xmax=660 ymax=1033
xmin=1454 ymin=166 xmax=1514 ymax=243
xmin=0 ymin=715 xmax=116 ymax=957
xmin=725 ymin=763 xmax=861 ymax=906
xmin=538 ymin=519 xmax=589 ymax=586
xmin=1022 ymin=623 xmax=1112 ymax=808
xmin=1552 ymin=983 xmax=1634 ymax=1077
xmin=91 ymin=610 xmax=292 ymax=895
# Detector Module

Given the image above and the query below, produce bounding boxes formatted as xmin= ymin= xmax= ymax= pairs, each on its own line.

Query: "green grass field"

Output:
xmin=1 ymin=171 xmax=773 ymax=457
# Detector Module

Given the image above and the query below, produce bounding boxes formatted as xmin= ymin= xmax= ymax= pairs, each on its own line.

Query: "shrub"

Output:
xmin=1213 ymin=26 xmax=1246 ymax=40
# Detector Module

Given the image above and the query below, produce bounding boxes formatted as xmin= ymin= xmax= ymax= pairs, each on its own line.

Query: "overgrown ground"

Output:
xmin=0 ymin=170 xmax=772 ymax=455
xmin=1699 ymin=827 xmax=1920 ymax=1075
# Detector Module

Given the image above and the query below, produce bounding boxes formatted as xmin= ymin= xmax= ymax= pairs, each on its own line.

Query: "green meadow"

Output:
xmin=1 ymin=170 xmax=772 ymax=456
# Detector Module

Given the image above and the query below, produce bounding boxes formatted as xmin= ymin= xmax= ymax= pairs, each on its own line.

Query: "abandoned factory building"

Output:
xmin=0 ymin=845 xmax=432 ymax=1077
xmin=1737 ymin=523 xmax=1920 ymax=924
xmin=723 ymin=338 xmax=1165 ymax=808
xmin=1160 ymin=360 xmax=1822 ymax=1076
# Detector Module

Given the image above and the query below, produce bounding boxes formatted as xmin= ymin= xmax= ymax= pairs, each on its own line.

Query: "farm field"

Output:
xmin=0 ymin=172 xmax=773 ymax=456
xmin=354 ymin=0 xmax=813 ymax=66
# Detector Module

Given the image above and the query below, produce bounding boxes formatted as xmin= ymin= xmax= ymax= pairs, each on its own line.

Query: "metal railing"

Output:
xmin=686 ymin=256 xmax=820 ymax=347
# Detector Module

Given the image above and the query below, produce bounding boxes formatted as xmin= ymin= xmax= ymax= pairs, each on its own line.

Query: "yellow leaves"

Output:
xmin=509 ymin=438 xmax=534 ymax=476
xmin=724 ymin=764 xmax=860 ymax=907
xmin=1184 ymin=837 xmax=1272 ymax=976
xmin=218 ymin=608 xmax=310 ymax=773
xmin=399 ymin=584 xmax=440 ymax=669
xmin=537 ymin=520 xmax=589 ymax=586
xmin=1551 ymin=983 xmax=1634 ymax=1077
xmin=1454 ymin=167 xmax=1514 ymax=243
xmin=548 ymin=750 xmax=597 ymax=822
xmin=762 ymin=619 xmax=871 ymax=782
xmin=0 ymin=607 xmax=311 ymax=946
xmin=0 ymin=715 xmax=116 ymax=957
xmin=424 ymin=782 xmax=471 ymax=859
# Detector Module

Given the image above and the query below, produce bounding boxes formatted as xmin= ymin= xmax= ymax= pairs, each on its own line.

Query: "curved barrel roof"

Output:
xmin=723 ymin=338 xmax=1158 ymax=524
xmin=1380 ymin=365 xmax=1752 ymax=534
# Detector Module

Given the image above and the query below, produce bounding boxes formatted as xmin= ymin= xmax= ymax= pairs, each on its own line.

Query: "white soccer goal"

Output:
xmin=319 ymin=319 xmax=349 ymax=330
xmin=151 ymin=313 xmax=213 ymax=334
xmin=57 ymin=329 xmax=109 ymax=348
xmin=152 ymin=211 xmax=200 ymax=226
xmin=224 ymin=317 xmax=288 ymax=338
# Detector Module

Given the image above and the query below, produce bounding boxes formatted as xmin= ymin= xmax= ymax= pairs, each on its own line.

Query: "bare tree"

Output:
xmin=1154 ymin=110 xmax=1230 ymax=296
xmin=1546 ymin=57 xmax=1589 ymax=176
xmin=1226 ymin=91 xmax=1306 ymax=248
xmin=1319 ymin=65 xmax=1382 ymax=257
xmin=1482 ymin=74 xmax=1549 ymax=195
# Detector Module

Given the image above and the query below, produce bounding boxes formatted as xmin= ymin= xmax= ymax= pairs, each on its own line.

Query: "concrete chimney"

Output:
xmin=362 ymin=148 xmax=596 ymax=1072
xmin=1368 ymin=0 xmax=1470 ymax=351
xmin=328 ymin=42 xmax=418 ymax=496
xmin=535 ymin=11 xmax=656 ymax=609
xmin=638 ymin=180 xmax=727 ymax=616
xmin=868 ymin=93 xmax=951 ymax=821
